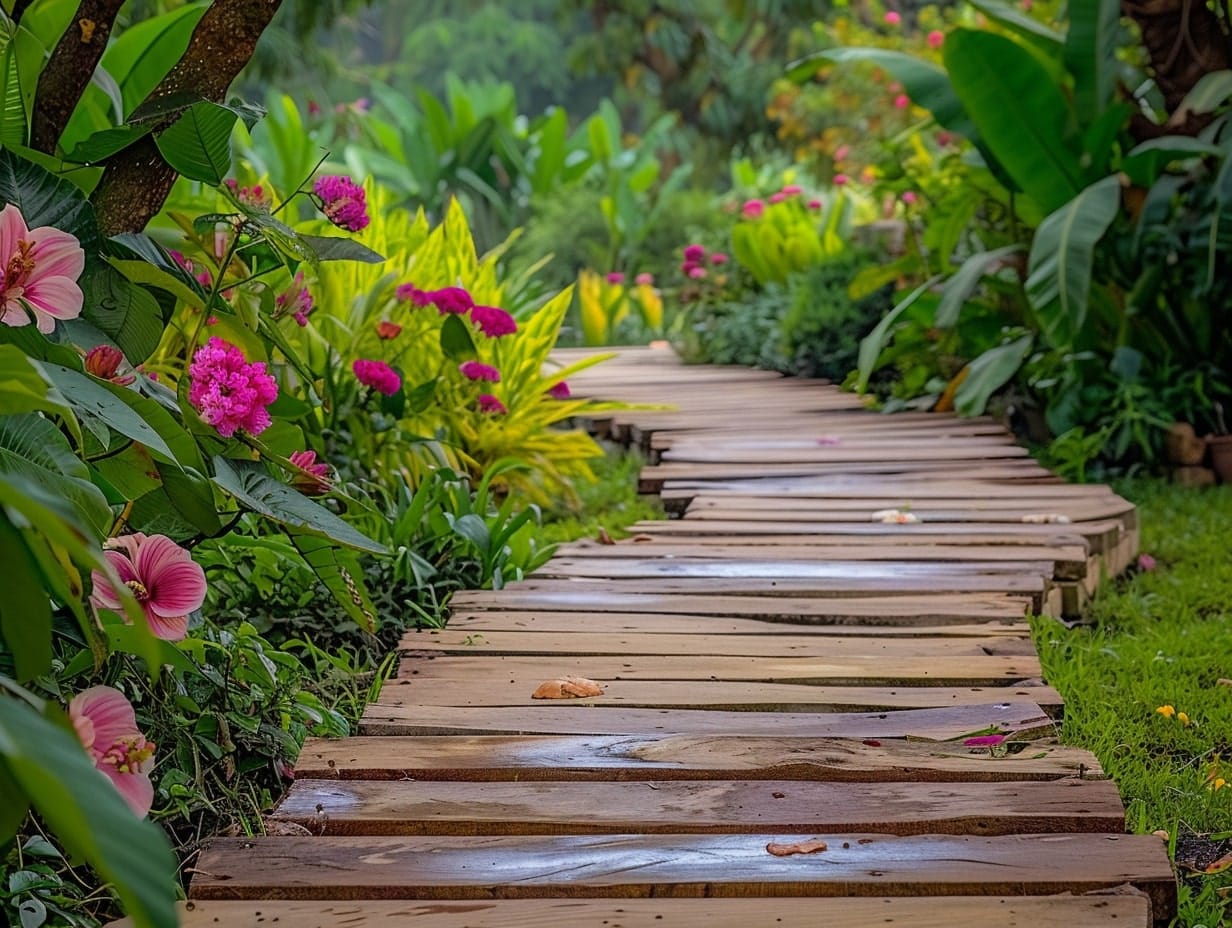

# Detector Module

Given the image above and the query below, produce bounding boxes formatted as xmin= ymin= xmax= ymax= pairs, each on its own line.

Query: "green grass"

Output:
xmin=1031 ymin=479 xmax=1232 ymax=927
xmin=540 ymin=445 xmax=664 ymax=544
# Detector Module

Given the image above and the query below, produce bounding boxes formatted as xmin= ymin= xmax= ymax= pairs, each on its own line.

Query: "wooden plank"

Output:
xmin=557 ymin=540 xmax=1092 ymax=560
xmin=661 ymin=444 xmax=1031 ymax=464
xmin=294 ymin=733 xmax=1106 ymax=782
xmin=662 ymin=478 xmax=1121 ymax=499
xmin=685 ymin=502 xmax=1133 ymax=524
xmin=271 ymin=778 xmax=1126 ymax=837
xmin=439 ymin=611 xmax=1030 ymax=638
xmin=360 ymin=700 xmax=1053 ymax=739
xmin=382 ymin=677 xmax=1062 ymax=714
xmin=110 ymin=895 xmax=1155 ymax=928
xmin=189 ymin=833 xmax=1175 ymax=914
xmin=448 ymin=590 xmax=1033 ymax=624
xmin=640 ymin=462 xmax=1057 ymax=493
xmin=397 ymin=653 xmax=1043 ymax=687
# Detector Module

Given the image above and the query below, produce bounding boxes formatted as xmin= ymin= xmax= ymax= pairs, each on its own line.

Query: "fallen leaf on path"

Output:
xmin=766 ymin=839 xmax=828 ymax=856
xmin=532 ymin=676 xmax=605 ymax=699
xmin=596 ymin=527 xmax=614 ymax=545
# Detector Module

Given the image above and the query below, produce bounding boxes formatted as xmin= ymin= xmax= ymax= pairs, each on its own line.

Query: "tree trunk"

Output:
xmin=90 ymin=0 xmax=284 ymax=235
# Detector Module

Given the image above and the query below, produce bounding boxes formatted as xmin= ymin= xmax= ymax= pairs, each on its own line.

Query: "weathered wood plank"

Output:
xmin=189 ymin=833 xmax=1174 ymax=914
xmin=110 ymin=895 xmax=1155 ymax=928
xmin=272 ymin=778 xmax=1126 ymax=837
xmin=294 ymin=733 xmax=1105 ymax=782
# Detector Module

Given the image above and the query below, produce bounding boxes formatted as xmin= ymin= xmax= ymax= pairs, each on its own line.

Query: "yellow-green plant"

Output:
xmin=576 ymin=269 xmax=665 ymax=345
xmin=732 ymin=192 xmax=851 ymax=285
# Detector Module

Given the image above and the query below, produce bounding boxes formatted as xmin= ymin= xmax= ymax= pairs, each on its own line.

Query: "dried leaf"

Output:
xmin=532 ymin=676 xmax=605 ymax=699
xmin=1216 ymin=678 xmax=1232 ymax=688
xmin=766 ymin=839 xmax=828 ymax=856
xmin=596 ymin=527 xmax=615 ymax=545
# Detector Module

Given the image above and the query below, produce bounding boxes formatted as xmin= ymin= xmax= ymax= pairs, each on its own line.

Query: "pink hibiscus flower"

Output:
xmin=0 ymin=203 xmax=85 ymax=333
xmin=90 ymin=533 xmax=207 ymax=641
xmin=288 ymin=450 xmax=331 ymax=496
xmin=69 ymin=686 xmax=156 ymax=817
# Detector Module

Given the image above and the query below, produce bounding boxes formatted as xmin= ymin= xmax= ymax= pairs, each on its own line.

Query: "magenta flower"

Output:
xmin=313 ymin=175 xmax=369 ymax=232
xmin=1137 ymin=553 xmax=1157 ymax=571
xmin=69 ymin=687 xmax=156 ymax=817
xmin=635 ymin=272 xmax=654 ymax=286
xmin=84 ymin=345 xmax=135 ymax=386
xmin=768 ymin=191 xmax=787 ymax=204
xmin=683 ymin=244 xmax=706 ymax=263
xmin=834 ymin=144 xmax=851 ymax=161
xmin=275 ymin=271 xmax=314 ymax=326
xmin=834 ymin=173 xmax=850 ymax=187
xmin=427 ymin=286 xmax=474 ymax=315
xmin=742 ymin=199 xmax=765 ymax=219
xmin=807 ymin=198 xmax=823 ymax=210
xmin=884 ymin=10 xmax=901 ymax=25
xmin=901 ymin=191 xmax=919 ymax=205
xmin=459 ymin=360 xmax=501 ymax=383
xmin=781 ymin=184 xmax=803 ymax=196
xmin=605 ymin=271 xmax=625 ymax=285
xmin=353 ymin=358 xmax=401 ymax=395
xmin=937 ymin=131 xmax=954 ymax=147
xmin=395 ymin=283 xmax=430 ymax=306
xmin=688 ymin=266 xmax=707 ymax=280
xmin=470 ymin=304 xmax=517 ymax=338
xmin=90 ymin=533 xmax=207 ymax=642
xmin=894 ymin=94 xmax=910 ymax=110
xmin=963 ymin=734 xmax=1007 ymax=747
xmin=928 ymin=29 xmax=945 ymax=48
xmin=547 ymin=381 xmax=571 ymax=400
xmin=477 ymin=393 xmax=507 ymax=414
xmin=188 ymin=337 xmax=278 ymax=438
xmin=709 ymin=252 xmax=729 ymax=265
xmin=288 ymin=450 xmax=331 ymax=496
xmin=0 ymin=203 xmax=85 ymax=333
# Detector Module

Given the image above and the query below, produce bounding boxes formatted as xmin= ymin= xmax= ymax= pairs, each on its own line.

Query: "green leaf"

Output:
xmin=211 ymin=456 xmax=386 ymax=555
xmin=0 ymin=345 xmax=80 ymax=440
xmin=285 ymin=529 xmax=377 ymax=633
xmin=944 ymin=29 xmax=1081 ymax=212
xmin=0 ymin=414 xmax=112 ymax=537
xmin=1025 ymin=174 xmax=1122 ymax=346
xmin=155 ymin=101 xmax=237 ymax=185
xmin=1064 ymin=0 xmax=1122 ymax=124
xmin=0 ymin=759 xmax=30 ymax=844
xmin=440 ymin=312 xmax=478 ymax=361
xmin=966 ymin=0 xmax=1064 ymax=46
xmin=856 ymin=276 xmax=941 ymax=392
xmin=0 ymin=148 xmax=101 ymax=252
xmin=789 ymin=48 xmax=979 ymax=142
xmin=1121 ymin=136 xmax=1221 ymax=187
xmin=0 ymin=514 xmax=52 ymax=680
xmin=954 ymin=335 xmax=1034 ymax=415
xmin=298 ymin=234 xmax=385 ymax=264
xmin=1170 ymin=70 xmax=1232 ymax=124
xmin=0 ymin=697 xmax=178 ymax=928
xmin=934 ymin=244 xmax=1024 ymax=328
xmin=107 ymin=3 xmax=208 ymax=116
xmin=64 ymin=124 xmax=154 ymax=164
xmin=77 ymin=263 xmax=166 ymax=364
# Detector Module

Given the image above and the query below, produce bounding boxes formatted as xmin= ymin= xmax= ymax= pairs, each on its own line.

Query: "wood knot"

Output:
xmin=79 ymin=18 xmax=96 ymax=43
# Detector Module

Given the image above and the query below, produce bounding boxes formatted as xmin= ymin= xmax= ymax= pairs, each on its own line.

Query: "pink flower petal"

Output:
xmin=0 ymin=204 xmax=29 ymax=264
xmin=23 ymin=275 xmax=85 ymax=330
xmin=135 ymin=534 xmax=206 ymax=619
xmin=101 ymin=764 xmax=154 ymax=818
xmin=25 ymin=225 xmax=85 ymax=280
xmin=89 ymin=550 xmax=139 ymax=611
xmin=69 ymin=687 xmax=140 ymax=755
xmin=143 ymin=611 xmax=190 ymax=641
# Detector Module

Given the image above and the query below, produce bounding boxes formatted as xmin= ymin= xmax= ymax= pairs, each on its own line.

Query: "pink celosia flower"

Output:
xmin=470 ymin=304 xmax=517 ymax=338
xmin=709 ymin=252 xmax=729 ymax=265
xmin=605 ymin=271 xmax=625 ymax=285
xmin=937 ymin=131 xmax=953 ymax=147
xmin=807 ymin=198 xmax=823 ymax=210
xmin=635 ymin=273 xmax=654 ymax=286
xmin=353 ymin=358 xmax=401 ymax=395
xmin=901 ymin=191 xmax=918 ymax=205
xmin=90 ymin=533 xmax=207 ymax=642
xmin=69 ymin=687 xmax=156 ymax=817
xmin=928 ymin=29 xmax=945 ymax=48
xmin=688 ymin=266 xmax=707 ymax=280
xmin=742 ymin=199 xmax=765 ymax=219
xmin=459 ymin=360 xmax=501 ymax=383
xmin=768 ymin=192 xmax=787 ymax=204
xmin=427 ymin=286 xmax=474 ymax=315
xmin=84 ymin=345 xmax=135 ymax=386
xmin=963 ymin=734 xmax=1007 ymax=747
xmin=781 ymin=184 xmax=803 ymax=196
xmin=188 ymin=337 xmax=278 ymax=438
xmin=395 ymin=283 xmax=430 ymax=306
xmin=834 ymin=144 xmax=851 ymax=161
xmin=683 ymin=244 xmax=706 ymax=263
xmin=275 ymin=271 xmax=313 ymax=326
xmin=681 ymin=260 xmax=699 ymax=275
xmin=376 ymin=320 xmax=402 ymax=339
xmin=884 ymin=10 xmax=901 ymax=25
xmin=834 ymin=173 xmax=850 ymax=187
xmin=288 ymin=450 xmax=331 ymax=496
xmin=894 ymin=94 xmax=910 ymax=110
xmin=312 ymin=175 xmax=369 ymax=232
xmin=1137 ymin=553 xmax=1157 ymax=571
xmin=477 ymin=393 xmax=507 ymax=414
xmin=0 ymin=203 xmax=85 ymax=333
xmin=547 ymin=381 xmax=571 ymax=399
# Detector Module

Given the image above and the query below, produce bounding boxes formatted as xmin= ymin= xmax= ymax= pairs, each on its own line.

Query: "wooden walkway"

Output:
xmin=176 ymin=347 xmax=1174 ymax=926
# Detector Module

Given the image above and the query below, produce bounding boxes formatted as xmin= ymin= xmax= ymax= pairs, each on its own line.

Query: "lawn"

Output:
xmin=1032 ymin=480 xmax=1232 ymax=927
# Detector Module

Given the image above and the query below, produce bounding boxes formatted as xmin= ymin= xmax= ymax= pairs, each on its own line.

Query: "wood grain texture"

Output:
xmin=189 ymin=833 xmax=1174 ymax=913
xmin=294 ymin=733 xmax=1105 ymax=782
xmin=110 ymin=895 xmax=1154 ymax=928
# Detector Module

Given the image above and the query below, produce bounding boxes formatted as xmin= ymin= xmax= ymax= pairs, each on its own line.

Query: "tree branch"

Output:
xmin=30 ymin=0 xmax=126 ymax=154
xmin=90 ymin=0 xmax=284 ymax=235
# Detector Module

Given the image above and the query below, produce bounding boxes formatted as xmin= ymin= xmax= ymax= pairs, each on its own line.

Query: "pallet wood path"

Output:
xmin=178 ymin=346 xmax=1172 ymax=926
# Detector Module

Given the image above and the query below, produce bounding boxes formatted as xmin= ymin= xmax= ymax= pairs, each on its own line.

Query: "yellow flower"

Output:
xmin=1177 ymin=711 xmax=1191 ymax=726
xmin=1210 ymin=777 xmax=1228 ymax=792
xmin=1155 ymin=705 xmax=1176 ymax=718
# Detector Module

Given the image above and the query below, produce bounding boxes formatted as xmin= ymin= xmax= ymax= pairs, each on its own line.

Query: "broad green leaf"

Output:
xmin=0 ymin=344 xmax=79 ymax=439
xmin=1170 ymin=70 xmax=1232 ymax=125
xmin=966 ymin=0 xmax=1064 ymax=45
xmin=440 ymin=312 xmax=478 ymax=361
xmin=1025 ymin=174 xmax=1121 ymax=346
xmin=108 ymin=3 xmax=208 ymax=116
xmin=77 ymin=263 xmax=165 ymax=363
xmin=285 ymin=529 xmax=376 ymax=633
xmin=856 ymin=276 xmax=941 ymax=391
xmin=211 ymin=456 xmax=387 ymax=555
xmin=64 ymin=124 xmax=154 ymax=164
xmin=789 ymin=48 xmax=979 ymax=142
xmin=0 ymin=513 xmax=52 ymax=680
xmin=953 ymin=334 xmax=1034 ymax=415
xmin=0 ymin=414 xmax=112 ymax=536
xmin=944 ymin=29 xmax=1081 ymax=212
xmin=298 ymin=234 xmax=385 ymax=264
xmin=155 ymin=101 xmax=237 ymax=185
xmin=1121 ymin=136 xmax=1221 ymax=187
xmin=935 ymin=244 xmax=1024 ymax=328
xmin=0 ymin=148 xmax=101 ymax=251
xmin=1064 ymin=0 xmax=1122 ymax=124
xmin=0 ymin=697 xmax=178 ymax=928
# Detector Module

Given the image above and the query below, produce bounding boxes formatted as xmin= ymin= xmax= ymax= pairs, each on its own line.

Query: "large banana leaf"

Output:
xmin=1065 ymin=0 xmax=1122 ymax=124
xmin=1025 ymin=174 xmax=1121 ymax=346
xmin=943 ymin=29 xmax=1081 ymax=212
